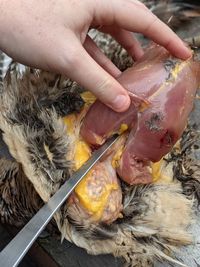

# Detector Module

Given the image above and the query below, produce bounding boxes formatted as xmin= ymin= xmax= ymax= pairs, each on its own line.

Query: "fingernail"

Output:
xmin=111 ymin=95 xmax=130 ymax=112
xmin=181 ymin=42 xmax=192 ymax=59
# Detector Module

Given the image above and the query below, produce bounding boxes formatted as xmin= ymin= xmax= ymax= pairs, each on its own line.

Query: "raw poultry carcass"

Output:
xmin=0 ymin=3 xmax=200 ymax=267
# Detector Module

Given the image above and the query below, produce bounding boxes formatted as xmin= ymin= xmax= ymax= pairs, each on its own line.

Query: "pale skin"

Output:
xmin=0 ymin=0 xmax=192 ymax=112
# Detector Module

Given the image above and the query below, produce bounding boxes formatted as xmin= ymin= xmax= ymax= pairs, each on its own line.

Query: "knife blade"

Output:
xmin=0 ymin=134 xmax=119 ymax=267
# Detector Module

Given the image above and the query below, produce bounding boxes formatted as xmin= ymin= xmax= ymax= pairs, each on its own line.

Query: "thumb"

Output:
xmin=58 ymin=35 xmax=130 ymax=112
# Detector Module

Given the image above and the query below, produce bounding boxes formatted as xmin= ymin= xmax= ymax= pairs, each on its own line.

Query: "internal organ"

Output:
xmin=81 ymin=44 xmax=200 ymax=184
xmin=67 ymin=157 xmax=123 ymax=225
xmin=64 ymin=114 xmax=124 ymax=224
xmin=80 ymin=44 xmax=172 ymax=145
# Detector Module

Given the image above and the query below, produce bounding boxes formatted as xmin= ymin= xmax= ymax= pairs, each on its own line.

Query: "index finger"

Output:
xmin=95 ymin=0 xmax=191 ymax=59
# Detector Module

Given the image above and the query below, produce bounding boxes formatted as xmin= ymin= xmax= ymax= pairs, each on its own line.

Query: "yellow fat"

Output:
xmin=149 ymin=60 xmax=188 ymax=101
xmin=74 ymin=141 xmax=91 ymax=170
xmin=63 ymin=115 xmax=91 ymax=170
xmin=170 ymin=61 xmax=186 ymax=80
xmin=63 ymin=114 xmax=77 ymax=134
xmin=152 ymin=159 xmax=163 ymax=182
xmin=152 ymin=158 xmax=172 ymax=184
xmin=112 ymin=146 xmax=124 ymax=169
xmin=63 ymin=108 xmax=118 ymax=219
xmin=139 ymin=101 xmax=150 ymax=112
xmin=75 ymin=173 xmax=119 ymax=220
xmin=73 ymin=139 xmax=118 ymax=219
xmin=92 ymin=133 xmax=104 ymax=145
xmin=118 ymin=124 xmax=128 ymax=134
xmin=81 ymin=91 xmax=96 ymax=106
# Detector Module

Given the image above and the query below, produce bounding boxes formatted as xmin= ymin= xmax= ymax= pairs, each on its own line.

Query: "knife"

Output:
xmin=0 ymin=134 xmax=119 ymax=267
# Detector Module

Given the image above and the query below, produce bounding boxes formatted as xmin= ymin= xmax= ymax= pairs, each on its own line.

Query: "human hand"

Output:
xmin=0 ymin=0 xmax=191 ymax=112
